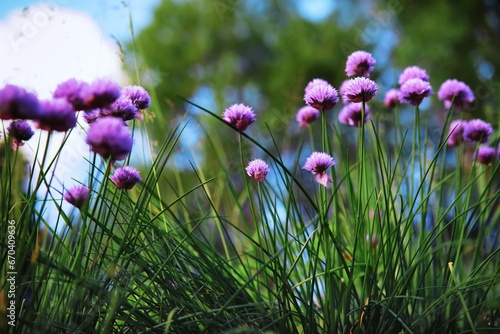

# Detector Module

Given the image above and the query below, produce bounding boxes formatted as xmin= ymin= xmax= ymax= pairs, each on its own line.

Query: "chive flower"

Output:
xmin=338 ymin=103 xmax=370 ymax=127
xmin=245 ymin=159 xmax=270 ymax=182
xmin=384 ymin=89 xmax=400 ymax=108
xmin=302 ymin=152 xmax=335 ymax=187
xmin=7 ymin=120 xmax=34 ymax=150
xmin=399 ymin=66 xmax=429 ymax=85
xmin=305 ymin=78 xmax=329 ymax=94
xmin=399 ymin=78 xmax=433 ymax=106
xmin=53 ymin=78 xmax=91 ymax=111
xmin=101 ymin=96 xmax=138 ymax=121
xmin=462 ymin=119 xmax=494 ymax=144
xmin=437 ymin=79 xmax=475 ymax=110
xmin=296 ymin=106 xmax=320 ymax=127
xmin=64 ymin=185 xmax=90 ymax=209
xmin=475 ymin=146 xmax=496 ymax=165
xmin=37 ymin=99 xmax=77 ymax=132
xmin=83 ymin=109 xmax=100 ymax=124
xmin=122 ymin=85 xmax=151 ymax=110
xmin=345 ymin=51 xmax=376 ymax=77
xmin=222 ymin=103 xmax=256 ymax=132
xmin=83 ymin=79 xmax=121 ymax=109
xmin=111 ymin=166 xmax=142 ymax=190
xmin=447 ymin=120 xmax=466 ymax=147
xmin=86 ymin=117 xmax=133 ymax=161
xmin=343 ymin=77 xmax=378 ymax=103
xmin=304 ymin=80 xmax=339 ymax=111
xmin=0 ymin=84 xmax=41 ymax=120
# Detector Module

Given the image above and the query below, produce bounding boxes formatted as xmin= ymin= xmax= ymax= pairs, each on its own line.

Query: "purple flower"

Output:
xmin=245 ymin=159 xmax=270 ymax=182
xmin=82 ymin=79 xmax=121 ymax=109
xmin=462 ymin=119 xmax=494 ymax=144
xmin=447 ymin=120 xmax=466 ymax=147
xmin=305 ymin=79 xmax=328 ymax=94
xmin=64 ymin=185 xmax=90 ymax=209
xmin=296 ymin=106 xmax=320 ymax=127
xmin=53 ymin=78 xmax=90 ymax=111
xmin=475 ymin=146 xmax=496 ymax=165
xmin=86 ymin=117 xmax=133 ymax=161
xmin=304 ymin=81 xmax=339 ymax=111
xmin=345 ymin=51 xmax=376 ymax=77
xmin=83 ymin=109 xmax=100 ymax=124
xmin=384 ymin=89 xmax=400 ymax=108
xmin=37 ymin=99 xmax=77 ymax=132
xmin=339 ymin=80 xmax=350 ymax=104
xmin=0 ymin=84 xmax=41 ymax=120
xmin=399 ymin=66 xmax=429 ymax=85
xmin=338 ymin=103 xmax=370 ymax=127
xmin=437 ymin=79 xmax=475 ymax=110
xmin=7 ymin=120 xmax=34 ymax=150
xmin=399 ymin=78 xmax=433 ymax=106
xmin=101 ymin=96 xmax=138 ymax=121
xmin=122 ymin=85 xmax=151 ymax=110
xmin=302 ymin=152 xmax=335 ymax=187
xmin=110 ymin=166 xmax=142 ymax=190
xmin=343 ymin=77 xmax=378 ymax=103
xmin=222 ymin=103 xmax=256 ymax=132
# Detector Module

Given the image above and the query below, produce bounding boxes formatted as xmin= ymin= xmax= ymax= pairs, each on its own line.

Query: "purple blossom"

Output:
xmin=384 ymin=89 xmax=400 ymax=108
xmin=64 ymin=185 xmax=90 ymax=209
xmin=475 ymin=146 xmax=496 ymax=165
xmin=86 ymin=117 xmax=133 ymax=161
xmin=345 ymin=51 xmax=376 ymax=77
xmin=222 ymin=103 xmax=256 ymax=132
xmin=304 ymin=81 xmax=339 ymax=111
xmin=343 ymin=77 xmax=378 ymax=103
xmin=7 ymin=120 xmax=34 ymax=150
xmin=398 ymin=66 xmax=429 ymax=85
xmin=447 ymin=120 xmax=466 ymax=147
xmin=82 ymin=79 xmax=121 ymax=109
xmin=101 ymin=96 xmax=138 ymax=121
xmin=296 ymin=106 xmax=320 ymax=127
xmin=53 ymin=78 xmax=90 ymax=111
xmin=437 ymin=79 xmax=475 ymax=110
xmin=122 ymin=85 xmax=151 ymax=110
xmin=302 ymin=152 xmax=335 ymax=187
xmin=462 ymin=119 xmax=494 ymax=144
xmin=245 ymin=159 xmax=270 ymax=182
xmin=37 ymin=99 xmax=77 ymax=132
xmin=0 ymin=84 xmax=41 ymax=120
xmin=305 ymin=79 xmax=328 ymax=94
xmin=83 ymin=109 xmax=100 ymax=124
xmin=399 ymin=78 xmax=433 ymax=106
xmin=110 ymin=166 xmax=142 ymax=190
xmin=338 ymin=103 xmax=370 ymax=127
xmin=339 ymin=80 xmax=350 ymax=104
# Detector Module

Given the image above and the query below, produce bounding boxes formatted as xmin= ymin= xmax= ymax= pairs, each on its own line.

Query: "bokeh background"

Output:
xmin=1 ymin=0 xmax=499 ymax=228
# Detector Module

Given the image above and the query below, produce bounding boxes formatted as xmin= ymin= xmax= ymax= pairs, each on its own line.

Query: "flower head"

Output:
xmin=304 ymin=80 xmax=339 ymax=111
xmin=384 ymin=89 xmax=400 ymax=108
xmin=338 ymin=103 xmax=370 ymax=127
xmin=222 ymin=103 xmax=256 ymax=132
xmin=437 ymin=79 xmax=475 ymax=110
xmin=83 ymin=109 xmax=100 ymax=124
xmin=0 ymin=84 xmax=41 ymax=120
xmin=7 ymin=120 xmax=34 ymax=150
xmin=302 ymin=152 xmax=335 ymax=187
xmin=101 ymin=96 xmax=138 ymax=121
xmin=305 ymin=79 xmax=328 ymax=94
xmin=122 ymin=85 xmax=151 ymax=110
xmin=245 ymin=159 xmax=270 ymax=182
xmin=343 ymin=77 xmax=378 ymax=103
xmin=37 ymin=99 xmax=77 ymax=132
xmin=296 ymin=106 xmax=320 ymax=127
xmin=345 ymin=51 xmax=376 ymax=77
xmin=462 ymin=119 xmax=494 ymax=144
xmin=111 ymin=166 xmax=142 ymax=190
xmin=86 ymin=117 xmax=133 ymax=161
xmin=53 ymin=78 xmax=90 ymax=111
xmin=475 ymin=146 xmax=496 ymax=165
xmin=447 ymin=120 xmax=466 ymax=147
xmin=82 ymin=79 xmax=121 ymax=109
xmin=339 ymin=80 xmax=350 ymax=104
xmin=64 ymin=185 xmax=90 ymax=209
xmin=399 ymin=66 xmax=429 ymax=85
xmin=399 ymin=78 xmax=433 ymax=106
